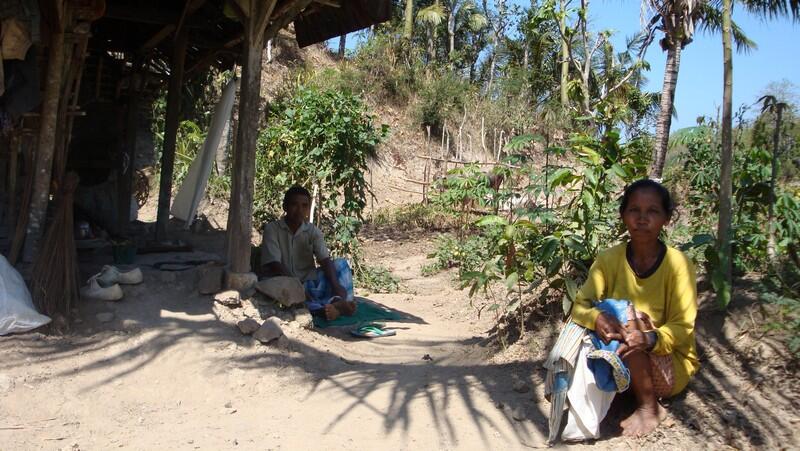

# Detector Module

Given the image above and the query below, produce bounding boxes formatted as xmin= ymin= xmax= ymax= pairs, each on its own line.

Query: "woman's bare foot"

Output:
xmin=620 ymin=403 xmax=666 ymax=437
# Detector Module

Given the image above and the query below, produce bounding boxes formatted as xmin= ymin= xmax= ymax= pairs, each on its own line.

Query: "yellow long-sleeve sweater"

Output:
xmin=571 ymin=243 xmax=699 ymax=396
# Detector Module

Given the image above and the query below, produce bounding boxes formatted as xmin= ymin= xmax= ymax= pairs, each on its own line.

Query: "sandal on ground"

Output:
xmin=350 ymin=323 xmax=396 ymax=338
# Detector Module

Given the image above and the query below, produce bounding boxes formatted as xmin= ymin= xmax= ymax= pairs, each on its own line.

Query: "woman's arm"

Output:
xmin=651 ymin=257 xmax=697 ymax=355
xmin=571 ymin=257 xmax=606 ymax=330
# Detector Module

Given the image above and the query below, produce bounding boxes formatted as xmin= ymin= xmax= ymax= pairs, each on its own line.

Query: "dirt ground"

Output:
xmin=1 ymin=224 xmax=799 ymax=450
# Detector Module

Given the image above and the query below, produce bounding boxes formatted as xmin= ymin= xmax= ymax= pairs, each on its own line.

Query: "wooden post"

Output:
xmin=225 ymin=0 xmax=276 ymax=276
xmin=155 ymin=28 xmax=188 ymax=242
xmin=119 ymin=61 xmax=142 ymax=235
xmin=422 ymin=125 xmax=431 ymax=203
xmin=23 ymin=29 xmax=65 ymax=262
xmin=6 ymin=135 xmax=19 ymax=231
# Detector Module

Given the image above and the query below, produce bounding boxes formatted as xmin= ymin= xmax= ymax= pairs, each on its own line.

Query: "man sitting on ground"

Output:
xmin=257 ymin=186 xmax=357 ymax=321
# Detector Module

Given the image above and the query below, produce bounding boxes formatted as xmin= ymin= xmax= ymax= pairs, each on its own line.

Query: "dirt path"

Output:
xmin=0 ymin=234 xmax=547 ymax=450
xmin=1 ymin=232 xmax=799 ymax=450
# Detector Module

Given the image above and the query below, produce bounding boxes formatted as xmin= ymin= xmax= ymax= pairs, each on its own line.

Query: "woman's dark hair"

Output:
xmin=619 ymin=178 xmax=674 ymax=219
xmin=283 ymin=185 xmax=312 ymax=209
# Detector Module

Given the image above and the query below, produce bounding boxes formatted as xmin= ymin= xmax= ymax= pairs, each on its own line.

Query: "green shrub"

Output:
xmin=422 ymin=233 xmax=492 ymax=278
xmin=414 ymin=73 xmax=473 ymax=134
xmin=367 ymin=203 xmax=458 ymax=231
xmin=254 ymin=83 xmax=389 ymax=232
xmin=356 ymin=264 xmax=401 ymax=294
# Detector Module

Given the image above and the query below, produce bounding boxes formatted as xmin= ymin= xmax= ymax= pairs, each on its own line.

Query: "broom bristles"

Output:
xmin=31 ymin=172 xmax=80 ymax=318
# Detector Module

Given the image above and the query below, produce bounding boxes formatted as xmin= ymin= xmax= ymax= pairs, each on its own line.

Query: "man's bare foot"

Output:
xmin=621 ymin=403 xmax=667 ymax=437
xmin=323 ymin=300 xmax=357 ymax=320
xmin=332 ymin=299 xmax=357 ymax=316
xmin=323 ymin=303 xmax=340 ymax=321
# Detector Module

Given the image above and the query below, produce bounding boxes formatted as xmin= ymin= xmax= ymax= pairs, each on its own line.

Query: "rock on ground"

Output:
xmin=253 ymin=317 xmax=283 ymax=344
xmin=214 ymin=290 xmax=242 ymax=307
xmin=237 ymin=318 xmax=261 ymax=335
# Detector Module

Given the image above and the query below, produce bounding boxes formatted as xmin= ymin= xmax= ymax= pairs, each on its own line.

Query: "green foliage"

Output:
xmin=415 ymin=73 xmax=473 ymax=133
xmin=422 ymin=234 xmax=492 ymax=278
xmin=255 ymin=83 xmax=389 ymax=231
xmin=356 ymin=264 xmax=401 ymax=294
xmin=151 ymin=69 xmax=235 ymax=202
xmin=424 ymin=128 xmax=648 ymax=329
xmin=671 ymin=120 xmax=798 ymax=270
xmin=367 ymin=203 xmax=458 ymax=231
xmin=762 ymin=291 xmax=800 ymax=356
xmin=430 ymin=164 xmax=497 ymax=213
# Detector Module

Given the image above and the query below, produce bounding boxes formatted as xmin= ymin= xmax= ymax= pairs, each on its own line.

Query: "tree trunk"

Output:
xmin=338 ymin=33 xmax=346 ymax=59
xmin=403 ymin=0 xmax=414 ymax=42
xmin=559 ymin=0 xmax=569 ymax=106
xmin=767 ymin=104 xmax=784 ymax=262
xmin=447 ymin=5 xmax=456 ymax=58
xmin=717 ymin=0 xmax=734 ymax=307
xmin=651 ymin=41 xmax=682 ymax=179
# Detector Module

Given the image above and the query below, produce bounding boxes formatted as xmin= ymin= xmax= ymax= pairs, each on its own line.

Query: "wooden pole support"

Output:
xmin=23 ymin=30 xmax=65 ymax=262
xmin=155 ymin=28 xmax=188 ymax=242
xmin=225 ymin=0 xmax=277 ymax=274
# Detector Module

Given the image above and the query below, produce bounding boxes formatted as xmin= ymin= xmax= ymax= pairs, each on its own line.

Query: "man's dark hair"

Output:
xmin=283 ymin=185 xmax=312 ymax=210
xmin=619 ymin=178 xmax=674 ymax=219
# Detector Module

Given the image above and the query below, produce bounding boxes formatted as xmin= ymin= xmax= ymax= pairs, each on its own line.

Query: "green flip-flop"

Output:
xmin=350 ymin=324 xmax=397 ymax=338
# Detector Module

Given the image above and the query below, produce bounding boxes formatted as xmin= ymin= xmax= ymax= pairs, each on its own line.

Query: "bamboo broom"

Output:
xmin=30 ymin=172 xmax=80 ymax=319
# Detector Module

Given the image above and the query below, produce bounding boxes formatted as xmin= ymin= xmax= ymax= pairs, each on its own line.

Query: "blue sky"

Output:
xmin=331 ymin=1 xmax=798 ymax=130
xmin=594 ymin=0 xmax=799 ymax=129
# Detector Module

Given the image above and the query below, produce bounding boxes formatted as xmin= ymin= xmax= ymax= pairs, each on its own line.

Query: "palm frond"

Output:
xmin=468 ymin=12 xmax=489 ymax=30
xmin=741 ymin=0 xmax=800 ymax=21
xmin=417 ymin=4 xmax=446 ymax=26
xmin=696 ymin=3 xmax=759 ymax=53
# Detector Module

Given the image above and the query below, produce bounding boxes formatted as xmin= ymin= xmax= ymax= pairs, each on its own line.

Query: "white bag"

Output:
xmin=562 ymin=339 xmax=615 ymax=441
xmin=0 ymin=255 xmax=50 ymax=335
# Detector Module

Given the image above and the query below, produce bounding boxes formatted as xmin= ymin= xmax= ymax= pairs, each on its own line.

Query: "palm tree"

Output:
xmin=718 ymin=0 xmax=798 ymax=306
xmin=417 ymin=1 xmax=446 ymax=63
xmin=646 ymin=0 xmax=754 ymax=179
xmin=647 ymin=0 xmax=699 ymax=179
xmin=759 ymin=95 xmax=788 ymax=262
xmin=404 ymin=0 xmax=415 ymax=44
xmin=446 ymin=0 xmax=488 ymax=59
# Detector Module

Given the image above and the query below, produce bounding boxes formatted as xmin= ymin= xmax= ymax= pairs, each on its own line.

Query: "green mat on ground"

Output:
xmin=313 ymin=301 xmax=403 ymax=328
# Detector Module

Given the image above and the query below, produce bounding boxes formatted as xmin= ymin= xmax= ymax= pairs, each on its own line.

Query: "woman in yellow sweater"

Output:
xmin=571 ymin=179 xmax=699 ymax=437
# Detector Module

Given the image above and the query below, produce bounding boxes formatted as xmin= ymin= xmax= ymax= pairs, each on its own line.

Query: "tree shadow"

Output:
xmin=0 ymin=266 xmax=551 ymax=447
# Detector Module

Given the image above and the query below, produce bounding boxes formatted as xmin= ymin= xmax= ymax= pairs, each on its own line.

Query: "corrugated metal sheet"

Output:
xmin=294 ymin=0 xmax=392 ymax=48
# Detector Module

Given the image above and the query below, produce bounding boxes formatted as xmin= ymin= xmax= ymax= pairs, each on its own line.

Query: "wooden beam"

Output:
xmin=105 ymin=4 xmax=180 ymax=25
xmin=155 ymin=27 xmax=189 ymax=242
xmin=119 ymin=60 xmax=143 ymax=236
xmin=264 ymin=0 xmax=313 ymax=41
xmin=22 ymin=29 xmax=65 ymax=262
xmin=185 ymin=33 xmax=243 ymax=75
xmin=141 ymin=25 xmax=176 ymax=51
xmin=175 ymin=0 xmax=207 ymax=40
xmin=314 ymin=0 xmax=341 ymax=7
